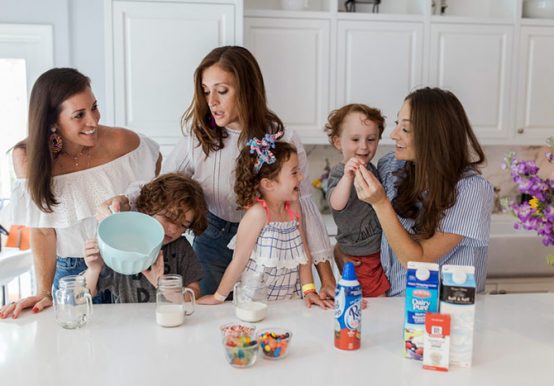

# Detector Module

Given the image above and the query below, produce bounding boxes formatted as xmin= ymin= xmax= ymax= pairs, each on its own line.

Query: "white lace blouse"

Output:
xmin=161 ymin=127 xmax=332 ymax=264
xmin=9 ymin=135 xmax=160 ymax=258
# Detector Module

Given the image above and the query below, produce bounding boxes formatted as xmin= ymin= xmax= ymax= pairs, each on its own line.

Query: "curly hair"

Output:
xmin=234 ymin=141 xmax=297 ymax=208
xmin=324 ymin=103 xmax=385 ymax=144
xmin=393 ymin=87 xmax=485 ymax=240
xmin=135 ymin=173 xmax=208 ymax=235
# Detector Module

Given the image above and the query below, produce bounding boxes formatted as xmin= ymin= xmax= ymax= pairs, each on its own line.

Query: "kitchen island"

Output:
xmin=1 ymin=294 xmax=552 ymax=386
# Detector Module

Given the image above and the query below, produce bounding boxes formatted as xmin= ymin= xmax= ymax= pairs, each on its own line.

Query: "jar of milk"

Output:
xmin=156 ymin=274 xmax=195 ymax=327
xmin=233 ymin=272 xmax=268 ymax=323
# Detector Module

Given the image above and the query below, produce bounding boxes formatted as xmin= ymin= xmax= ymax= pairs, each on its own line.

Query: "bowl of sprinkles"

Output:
xmin=257 ymin=328 xmax=292 ymax=360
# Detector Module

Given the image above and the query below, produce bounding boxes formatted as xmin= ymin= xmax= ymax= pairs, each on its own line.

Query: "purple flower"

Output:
xmin=505 ymin=140 xmax=554 ymax=246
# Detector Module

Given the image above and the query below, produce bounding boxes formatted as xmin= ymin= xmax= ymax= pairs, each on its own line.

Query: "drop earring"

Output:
xmin=49 ymin=127 xmax=63 ymax=154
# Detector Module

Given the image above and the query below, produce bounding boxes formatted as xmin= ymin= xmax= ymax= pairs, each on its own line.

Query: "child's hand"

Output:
xmin=303 ymin=292 xmax=332 ymax=309
xmin=197 ymin=294 xmax=225 ymax=305
xmin=319 ymin=283 xmax=336 ymax=304
xmin=344 ymin=157 xmax=364 ymax=178
xmin=142 ymin=251 xmax=164 ymax=288
xmin=84 ymin=239 xmax=104 ymax=273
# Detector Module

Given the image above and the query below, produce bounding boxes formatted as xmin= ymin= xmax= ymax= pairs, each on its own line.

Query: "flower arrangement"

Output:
xmin=502 ymin=137 xmax=554 ymax=264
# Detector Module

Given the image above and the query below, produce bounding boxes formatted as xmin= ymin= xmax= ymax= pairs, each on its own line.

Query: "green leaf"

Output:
xmin=547 ymin=254 xmax=554 ymax=266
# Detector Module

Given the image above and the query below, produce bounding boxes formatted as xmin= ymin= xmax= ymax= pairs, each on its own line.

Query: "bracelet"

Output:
xmin=302 ymin=283 xmax=316 ymax=294
xmin=39 ymin=290 xmax=52 ymax=301
xmin=303 ymin=289 xmax=317 ymax=297
xmin=214 ymin=291 xmax=227 ymax=302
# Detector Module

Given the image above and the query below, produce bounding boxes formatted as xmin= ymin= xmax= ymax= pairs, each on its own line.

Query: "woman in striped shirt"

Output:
xmin=353 ymin=87 xmax=493 ymax=296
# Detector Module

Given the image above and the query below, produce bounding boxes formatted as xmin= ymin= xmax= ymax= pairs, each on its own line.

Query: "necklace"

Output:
xmin=62 ymin=146 xmax=91 ymax=168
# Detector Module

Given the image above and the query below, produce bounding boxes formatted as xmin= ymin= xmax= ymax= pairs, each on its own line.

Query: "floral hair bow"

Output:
xmin=247 ymin=131 xmax=284 ymax=173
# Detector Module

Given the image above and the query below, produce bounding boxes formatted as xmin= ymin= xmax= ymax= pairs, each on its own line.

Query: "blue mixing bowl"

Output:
xmin=97 ymin=212 xmax=164 ymax=275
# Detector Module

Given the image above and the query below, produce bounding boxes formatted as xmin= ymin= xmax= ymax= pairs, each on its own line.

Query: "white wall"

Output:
xmin=0 ymin=0 xmax=107 ymax=110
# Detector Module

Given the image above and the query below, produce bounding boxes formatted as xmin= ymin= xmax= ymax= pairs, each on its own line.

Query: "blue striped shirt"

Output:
xmin=378 ymin=152 xmax=494 ymax=296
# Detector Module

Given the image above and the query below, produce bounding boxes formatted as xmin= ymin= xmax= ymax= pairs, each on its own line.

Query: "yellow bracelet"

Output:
xmin=302 ymin=283 xmax=316 ymax=294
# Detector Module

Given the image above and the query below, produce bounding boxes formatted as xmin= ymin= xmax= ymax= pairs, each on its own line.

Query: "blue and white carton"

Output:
xmin=404 ymin=261 xmax=440 ymax=360
xmin=440 ymin=264 xmax=476 ymax=367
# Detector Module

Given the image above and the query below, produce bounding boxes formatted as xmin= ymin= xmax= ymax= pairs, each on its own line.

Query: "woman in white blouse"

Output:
xmin=0 ymin=68 xmax=161 ymax=319
xmin=102 ymin=46 xmax=336 ymax=301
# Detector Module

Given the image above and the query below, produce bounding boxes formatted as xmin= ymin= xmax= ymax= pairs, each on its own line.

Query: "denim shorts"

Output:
xmin=193 ymin=212 xmax=239 ymax=295
xmin=53 ymin=257 xmax=104 ymax=304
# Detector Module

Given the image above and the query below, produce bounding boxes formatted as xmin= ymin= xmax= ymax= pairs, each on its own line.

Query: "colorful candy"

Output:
xmin=258 ymin=330 xmax=292 ymax=360
xmin=220 ymin=323 xmax=256 ymax=338
xmin=221 ymin=323 xmax=258 ymax=368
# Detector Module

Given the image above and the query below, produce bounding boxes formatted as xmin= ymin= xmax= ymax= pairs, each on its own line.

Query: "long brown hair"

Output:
xmin=393 ymin=87 xmax=486 ymax=239
xmin=136 ymin=173 xmax=208 ymax=236
xmin=182 ymin=46 xmax=283 ymax=156
xmin=24 ymin=68 xmax=91 ymax=212
xmin=234 ymin=141 xmax=297 ymax=208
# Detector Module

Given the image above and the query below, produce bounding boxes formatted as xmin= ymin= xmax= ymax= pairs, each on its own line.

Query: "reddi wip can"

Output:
xmin=334 ymin=262 xmax=362 ymax=350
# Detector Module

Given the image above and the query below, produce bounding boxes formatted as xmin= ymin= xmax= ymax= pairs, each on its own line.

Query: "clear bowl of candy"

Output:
xmin=257 ymin=328 xmax=292 ymax=360
xmin=220 ymin=322 xmax=258 ymax=368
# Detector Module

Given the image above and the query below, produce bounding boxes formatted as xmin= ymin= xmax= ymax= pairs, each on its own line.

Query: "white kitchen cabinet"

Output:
xmin=515 ymin=25 xmax=554 ymax=143
xmin=429 ymin=23 xmax=514 ymax=140
xmin=336 ymin=20 xmax=424 ymax=139
xmin=105 ymin=0 xmax=242 ymax=155
xmin=244 ymin=17 xmax=330 ymax=143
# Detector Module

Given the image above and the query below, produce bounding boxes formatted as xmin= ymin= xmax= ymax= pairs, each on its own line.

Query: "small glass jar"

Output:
xmin=233 ymin=271 xmax=268 ymax=322
xmin=54 ymin=275 xmax=93 ymax=329
xmin=155 ymin=274 xmax=195 ymax=327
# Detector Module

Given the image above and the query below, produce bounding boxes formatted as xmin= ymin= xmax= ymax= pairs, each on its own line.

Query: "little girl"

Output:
xmin=198 ymin=133 xmax=327 ymax=308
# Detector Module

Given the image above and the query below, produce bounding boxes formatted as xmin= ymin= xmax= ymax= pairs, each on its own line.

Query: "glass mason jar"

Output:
xmin=54 ymin=275 xmax=93 ymax=329
xmin=233 ymin=271 xmax=268 ymax=322
xmin=155 ymin=274 xmax=195 ymax=327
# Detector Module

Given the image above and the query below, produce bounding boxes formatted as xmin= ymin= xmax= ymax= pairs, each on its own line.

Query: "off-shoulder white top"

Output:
xmin=9 ymin=135 xmax=160 ymax=258
xmin=161 ymin=127 xmax=332 ymax=264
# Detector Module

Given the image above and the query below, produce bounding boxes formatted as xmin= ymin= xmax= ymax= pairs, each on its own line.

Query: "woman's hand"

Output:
xmin=84 ymin=240 xmax=104 ymax=273
xmin=197 ymin=294 xmax=225 ymax=305
xmin=142 ymin=251 xmax=164 ymax=288
xmin=96 ymin=195 xmax=130 ymax=222
xmin=0 ymin=293 xmax=52 ymax=319
xmin=354 ymin=167 xmax=387 ymax=206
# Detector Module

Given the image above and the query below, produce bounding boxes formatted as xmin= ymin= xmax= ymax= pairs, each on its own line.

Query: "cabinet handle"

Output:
xmin=517 ymin=128 xmax=524 ymax=134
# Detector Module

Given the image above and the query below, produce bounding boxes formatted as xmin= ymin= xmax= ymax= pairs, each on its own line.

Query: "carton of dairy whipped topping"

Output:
xmin=423 ymin=313 xmax=451 ymax=372
xmin=440 ymin=264 xmax=476 ymax=367
xmin=404 ymin=261 xmax=440 ymax=360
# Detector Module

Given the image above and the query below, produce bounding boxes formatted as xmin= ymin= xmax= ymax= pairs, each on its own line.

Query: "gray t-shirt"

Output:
xmin=327 ymin=162 xmax=382 ymax=256
xmin=96 ymin=236 xmax=203 ymax=303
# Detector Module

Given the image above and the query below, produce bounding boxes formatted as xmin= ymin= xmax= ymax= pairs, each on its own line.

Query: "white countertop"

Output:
xmin=1 ymin=294 xmax=553 ymax=386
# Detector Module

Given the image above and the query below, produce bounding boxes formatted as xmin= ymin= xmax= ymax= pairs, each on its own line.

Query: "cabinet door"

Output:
xmin=336 ymin=21 xmax=423 ymax=141
xmin=244 ymin=17 xmax=330 ymax=144
xmin=429 ymin=24 xmax=513 ymax=140
xmin=111 ymin=1 xmax=237 ymax=154
xmin=516 ymin=26 xmax=554 ymax=143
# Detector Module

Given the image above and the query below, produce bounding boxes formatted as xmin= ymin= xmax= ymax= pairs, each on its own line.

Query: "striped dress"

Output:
xmin=378 ymin=152 xmax=494 ymax=296
xmin=231 ymin=201 xmax=307 ymax=301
